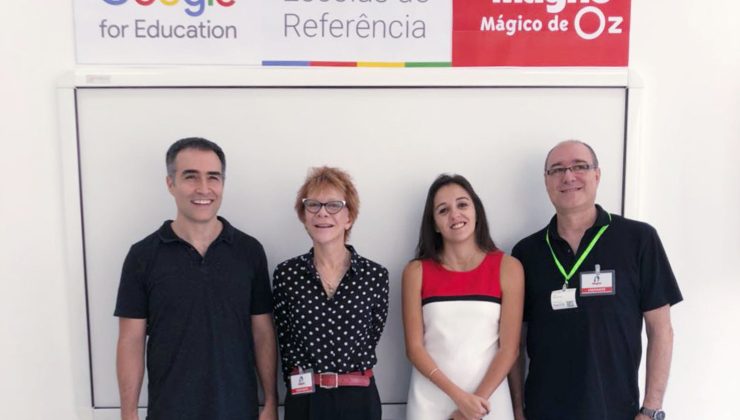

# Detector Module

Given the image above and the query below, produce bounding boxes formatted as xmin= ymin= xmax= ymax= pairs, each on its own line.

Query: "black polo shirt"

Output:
xmin=512 ymin=205 xmax=682 ymax=420
xmin=114 ymin=217 xmax=272 ymax=420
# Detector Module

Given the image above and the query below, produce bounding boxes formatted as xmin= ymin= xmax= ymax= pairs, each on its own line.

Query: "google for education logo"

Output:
xmin=102 ymin=0 xmax=235 ymax=18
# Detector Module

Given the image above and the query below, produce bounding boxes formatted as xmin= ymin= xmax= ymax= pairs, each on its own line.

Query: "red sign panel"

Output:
xmin=453 ymin=0 xmax=631 ymax=66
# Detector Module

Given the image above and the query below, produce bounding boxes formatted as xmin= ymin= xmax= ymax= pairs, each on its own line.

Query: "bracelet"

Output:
xmin=428 ymin=367 xmax=439 ymax=378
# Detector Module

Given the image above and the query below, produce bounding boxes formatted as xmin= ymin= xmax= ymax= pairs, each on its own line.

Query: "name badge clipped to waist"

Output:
xmin=551 ymin=287 xmax=577 ymax=310
xmin=580 ymin=264 xmax=616 ymax=296
xmin=290 ymin=368 xmax=315 ymax=395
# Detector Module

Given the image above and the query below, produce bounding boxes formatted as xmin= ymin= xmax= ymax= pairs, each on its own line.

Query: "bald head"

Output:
xmin=543 ymin=139 xmax=602 ymax=214
xmin=544 ymin=140 xmax=599 ymax=172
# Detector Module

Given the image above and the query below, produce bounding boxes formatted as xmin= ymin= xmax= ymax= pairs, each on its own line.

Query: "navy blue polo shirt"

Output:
xmin=512 ymin=205 xmax=682 ymax=420
xmin=114 ymin=217 xmax=272 ymax=420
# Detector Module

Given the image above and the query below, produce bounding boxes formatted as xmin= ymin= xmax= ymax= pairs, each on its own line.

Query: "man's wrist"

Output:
xmin=261 ymin=399 xmax=278 ymax=409
xmin=120 ymin=408 xmax=140 ymax=420
xmin=639 ymin=406 xmax=665 ymax=420
xmin=120 ymin=406 xmax=139 ymax=415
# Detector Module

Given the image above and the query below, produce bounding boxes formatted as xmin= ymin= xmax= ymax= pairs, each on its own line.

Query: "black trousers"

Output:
xmin=284 ymin=377 xmax=382 ymax=420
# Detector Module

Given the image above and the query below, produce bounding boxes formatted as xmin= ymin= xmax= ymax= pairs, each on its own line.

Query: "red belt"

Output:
xmin=292 ymin=368 xmax=374 ymax=389
xmin=314 ymin=369 xmax=373 ymax=388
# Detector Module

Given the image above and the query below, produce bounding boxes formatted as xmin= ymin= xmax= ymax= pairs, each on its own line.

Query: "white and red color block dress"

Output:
xmin=406 ymin=251 xmax=514 ymax=420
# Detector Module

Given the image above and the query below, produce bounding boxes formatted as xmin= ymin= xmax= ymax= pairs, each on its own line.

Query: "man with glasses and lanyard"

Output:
xmin=508 ymin=140 xmax=682 ymax=420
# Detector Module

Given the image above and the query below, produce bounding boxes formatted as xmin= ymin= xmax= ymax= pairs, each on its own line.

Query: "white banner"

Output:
xmin=74 ymin=0 xmax=452 ymax=65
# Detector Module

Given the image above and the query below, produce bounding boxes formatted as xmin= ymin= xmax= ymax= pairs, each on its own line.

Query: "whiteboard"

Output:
xmin=74 ymin=86 xmax=626 ymax=409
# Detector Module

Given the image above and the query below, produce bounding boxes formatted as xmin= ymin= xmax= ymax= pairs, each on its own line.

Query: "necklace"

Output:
xmin=315 ymin=250 xmax=350 ymax=299
xmin=321 ymin=278 xmax=339 ymax=298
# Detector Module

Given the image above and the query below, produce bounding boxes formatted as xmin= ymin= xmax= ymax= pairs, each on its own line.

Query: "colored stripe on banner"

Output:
xmin=310 ymin=61 xmax=355 ymax=67
xmin=405 ymin=62 xmax=452 ymax=68
xmin=262 ymin=61 xmax=452 ymax=68
xmin=261 ymin=61 xmax=310 ymax=66
xmin=357 ymin=62 xmax=405 ymax=68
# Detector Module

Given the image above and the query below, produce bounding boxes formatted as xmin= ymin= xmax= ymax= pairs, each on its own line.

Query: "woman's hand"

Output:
xmin=450 ymin=409 xmax=466 ymax=420
xmin=452 ymin=391 xmax=490 ymax=419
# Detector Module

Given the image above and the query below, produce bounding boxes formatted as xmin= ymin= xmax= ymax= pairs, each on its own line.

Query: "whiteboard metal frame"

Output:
xmin=59 ymin=66 xmax=630 ymax=88
xmin=57 ymin=66 xmax=642 ymax=419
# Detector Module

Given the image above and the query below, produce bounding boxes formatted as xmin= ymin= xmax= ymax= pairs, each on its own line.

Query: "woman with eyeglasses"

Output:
xmin=272 ymin=166 xmax=390 ymax=420
xmin=403 ymin=174 xmax=524 ymax=420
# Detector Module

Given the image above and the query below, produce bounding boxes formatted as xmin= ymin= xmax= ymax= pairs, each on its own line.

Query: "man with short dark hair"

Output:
xmin=115 ymin=137 xmax=278 ymax=420
xmin=509 ymin=140 xmax=682 ymax=420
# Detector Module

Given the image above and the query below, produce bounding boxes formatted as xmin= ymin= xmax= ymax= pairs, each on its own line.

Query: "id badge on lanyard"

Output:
xmin=546 ymin=215 xmax=610 ymax=311
xmin=580 ymin=264 xmax=616 ymax=296
xmin=551 ymin=286 xmax=578 ymax=310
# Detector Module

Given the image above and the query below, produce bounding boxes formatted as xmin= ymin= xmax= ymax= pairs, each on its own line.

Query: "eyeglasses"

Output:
xmin=302 ymin=198 xmax=347 ymax=214
xmin=545 ymin=163 xmax=597 ymax=177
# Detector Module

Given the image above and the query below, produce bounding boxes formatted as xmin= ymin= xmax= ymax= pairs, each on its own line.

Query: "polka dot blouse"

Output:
xmin=272 ymin=245 xmax=390 ymax=382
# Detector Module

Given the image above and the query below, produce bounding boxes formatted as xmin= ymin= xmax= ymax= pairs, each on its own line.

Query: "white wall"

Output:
xmin=629 ymin=2 xmax=740 ymax=417
xmin=0 ymin=2 xmax=85 ymax=420
xmin=1 ymin=1 xmax=738 ymax=419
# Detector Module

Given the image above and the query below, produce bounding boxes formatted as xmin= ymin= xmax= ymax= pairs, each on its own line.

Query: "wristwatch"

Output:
xmin=639 ymin=406 xmax=666 ymax=420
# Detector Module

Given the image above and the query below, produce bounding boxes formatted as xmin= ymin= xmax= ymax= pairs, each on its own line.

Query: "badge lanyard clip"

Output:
xmin=546 ymin=213 xmax=611 ymax=288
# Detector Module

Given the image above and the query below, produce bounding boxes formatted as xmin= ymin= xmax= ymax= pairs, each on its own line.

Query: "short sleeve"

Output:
xmin=370 ymin=266 xmax=390 ymax=346
xmin=638 ymin=225 xmax=683 ymax=311
xmin=511 ymin=241 xmax=532 ymax=323
xmin=114 ymin=244 xmax=149 ymax=319
xmin=249 ymin=241 xmax=273 ymax=315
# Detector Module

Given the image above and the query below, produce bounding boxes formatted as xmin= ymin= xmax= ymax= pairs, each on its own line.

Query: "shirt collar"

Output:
xmin=548 ymin=204 xmax=610 ymax=242
xmin=303 ymin=244 xmax=360 ymax=275
xmin=157 ymin=216 xmax=234 ymax=245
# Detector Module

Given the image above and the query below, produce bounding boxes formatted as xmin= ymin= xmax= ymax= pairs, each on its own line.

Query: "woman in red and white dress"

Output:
xmin=403 ymin=174 xmax=524 ymax=420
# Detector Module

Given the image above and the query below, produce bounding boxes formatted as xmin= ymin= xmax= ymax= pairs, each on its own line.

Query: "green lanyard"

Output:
xmin=545 ymin=213 xmax=611 ymax=289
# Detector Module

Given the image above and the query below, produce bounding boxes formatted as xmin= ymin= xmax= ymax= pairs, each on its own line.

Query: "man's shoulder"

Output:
xmin=228 ymin=225 xmax=263 ymax=247
xmin=516 ymin=225 xmax=549 ymax=245
xmin=609 ymin=213 xmax=660 ymax=241
xmin=222 ymin=221 xmax=266 ymax=255
xmin=611 ymin=212 xmax=655 ymax=229
xmin=121 ymin=224 xmax=170 ymax=278
xmin=127 ymin=224 xmax=167 ymax=256
xmin=512 ymin=225 xmax=548 ymax=255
